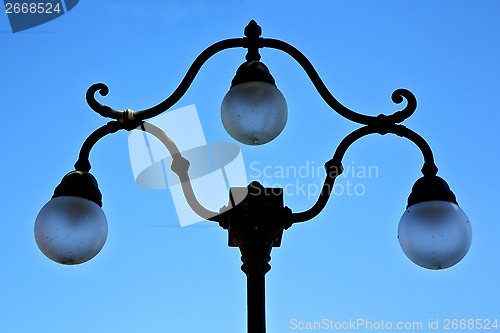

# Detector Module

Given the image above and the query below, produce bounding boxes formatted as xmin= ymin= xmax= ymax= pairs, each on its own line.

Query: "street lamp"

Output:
xmin=35 ymin=20 xmax=472 ymax=333
xmin=221 ymin=60 xmax=288 ymax=145
xmin=35 ymin=171 xmax=107 ymax=265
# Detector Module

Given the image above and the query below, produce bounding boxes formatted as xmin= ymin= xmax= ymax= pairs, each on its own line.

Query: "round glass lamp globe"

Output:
xmin=35 ymin=196 xmax=108 ymax=265
xmin=398 ymin=201 xmax=471 ymax=269
xmin=221 ymin=81 xmax=287 ymax=145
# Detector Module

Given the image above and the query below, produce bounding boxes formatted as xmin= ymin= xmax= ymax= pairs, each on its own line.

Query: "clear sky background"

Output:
xmin=1 ymin=1 xmax=499 ymax=332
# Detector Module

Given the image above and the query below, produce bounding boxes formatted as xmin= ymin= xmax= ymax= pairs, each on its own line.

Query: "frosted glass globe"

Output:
xmin=398 ymin=201 xmax=471 ymax=269
xmin=35 ymin=196 xmax=108 ymax=265
xmin=221 ymin=81 xmax=287 ymax=145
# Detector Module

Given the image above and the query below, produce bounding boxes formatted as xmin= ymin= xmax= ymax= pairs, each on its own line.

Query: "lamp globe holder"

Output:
xmin=34 ymin=171 xmax=108 ymax=265
xmin=398 ymin=175 xmax=472 ymax=270
xmin=221 ymin=60 xmax=288 ymax=145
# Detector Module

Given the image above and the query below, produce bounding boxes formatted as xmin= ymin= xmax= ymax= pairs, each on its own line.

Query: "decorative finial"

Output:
xmin=245 ymin=20 xmax=262 ymax=38
xmin=244 ymin=20 xmax=262 ymax=61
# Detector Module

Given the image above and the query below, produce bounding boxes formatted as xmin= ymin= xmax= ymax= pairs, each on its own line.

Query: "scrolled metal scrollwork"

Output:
xmin=86 ymin=21 xmax=418 ymax=129
xmin=82 ymin=20 xmax=438 ymax=227
xmin=260 ymin=38 xmax=418 ymax=126
xmin=86 ymin=39 xmax=246 ymax=122
xmin=389 ymin=88 xmax=417 ymax=123
xmin=86 ymin=83 xmax=123 ymax=120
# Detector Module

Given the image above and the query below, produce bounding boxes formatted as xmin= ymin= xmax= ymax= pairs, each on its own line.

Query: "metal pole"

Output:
xmin=225 ymin=182 xmax=285 ymax=333
xmin=247 ymin=270 xmax=266 ymax=333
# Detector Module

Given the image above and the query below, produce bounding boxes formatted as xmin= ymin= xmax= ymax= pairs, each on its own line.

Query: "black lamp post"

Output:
xmin=35 ymin=21 xmax=472 ymax=333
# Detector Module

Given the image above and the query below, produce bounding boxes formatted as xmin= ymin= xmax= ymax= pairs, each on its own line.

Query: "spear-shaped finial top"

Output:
xmin=244 ymin=20 xmax=262 ymax=39
xmin=244 ymin=20 xmax=262 ymax=61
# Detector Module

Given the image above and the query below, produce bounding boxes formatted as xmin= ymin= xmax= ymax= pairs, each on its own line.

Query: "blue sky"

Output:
xmin=1 ymin=1 xmax=500 ymax=332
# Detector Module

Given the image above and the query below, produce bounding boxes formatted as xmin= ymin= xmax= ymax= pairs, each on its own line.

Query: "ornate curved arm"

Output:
xmin=289 ymin=159 xmax=343 ymax=224
xmin=74 ymin=121 xmax=123 ymax=172
xmin=86 ymin=38 xmax=246 ymax=122
xmin=290 ymin=124 xmax=438 ymax=223
xmin=74 ymin=120 xmax=222 ymax=222
xmin=260 ymin=38 xmax=417 ymax=125
xmin=138 ymin=122 xmax=221 ymax=222
xmin=81 ymin=21 xmax=433 ymax=229
xmin=86 ymin=21 xmax=416 ymax=130
xmin=331 ymin=125 xmax=438 ymax=176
